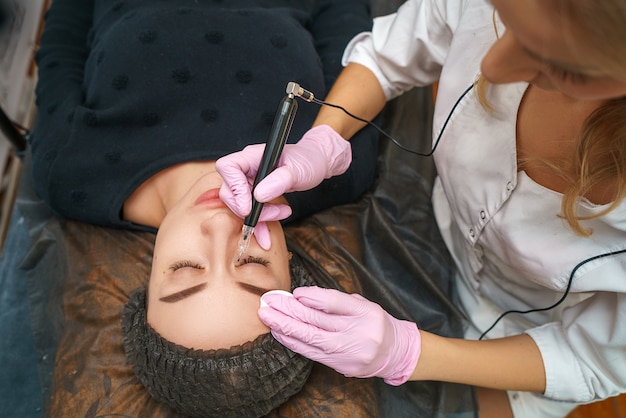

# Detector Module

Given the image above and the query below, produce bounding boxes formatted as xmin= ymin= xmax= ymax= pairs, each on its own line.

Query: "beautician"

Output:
xmin=216 ymin=0 xmax=626 ymax=417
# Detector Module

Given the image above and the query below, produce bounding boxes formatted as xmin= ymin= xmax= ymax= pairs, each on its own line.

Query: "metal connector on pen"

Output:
xmin=286 ymin=81 xmax=315 ymax=102
xmin=235 ymin=83 xmax=300 ymax=262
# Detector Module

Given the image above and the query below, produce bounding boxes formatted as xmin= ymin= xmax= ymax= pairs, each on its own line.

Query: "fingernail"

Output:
xmin=262 ymin=206 xmax=280 ymax=218
xmin=256 ymin=224 xmax=271 ymax=250
xmin=260 ymin=289 xmax=293 ymax=308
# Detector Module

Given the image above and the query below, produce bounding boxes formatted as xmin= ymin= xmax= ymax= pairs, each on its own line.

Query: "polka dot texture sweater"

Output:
xmin=31 ymin=0 xmax=378 ymax=230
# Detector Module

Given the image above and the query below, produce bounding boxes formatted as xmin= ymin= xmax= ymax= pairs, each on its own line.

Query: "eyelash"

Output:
xmin=545 ymin=65 xmax=589 ymax=85
xmin=171 ymin=260 xmax=203 ymax=271
xmin=238 ymin=256 xmax=270 ymax=266
xmin=170 ymin=256 xmax=270 ymax=271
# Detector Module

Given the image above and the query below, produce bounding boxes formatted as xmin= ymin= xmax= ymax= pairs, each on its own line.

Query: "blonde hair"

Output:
xmin=476 ymin=1 xmax=626 ymax=236
xmin=566 ymin=99 xmax=626 ymax=235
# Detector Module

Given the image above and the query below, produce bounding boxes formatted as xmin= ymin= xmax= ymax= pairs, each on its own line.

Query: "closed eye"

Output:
xmin=169 ymin=260 xmax=203 ymax=272
xmin=545 ymin=64 xmax=589 ymax=85
xmin=237 ymin=255 xmax=270 ymax=267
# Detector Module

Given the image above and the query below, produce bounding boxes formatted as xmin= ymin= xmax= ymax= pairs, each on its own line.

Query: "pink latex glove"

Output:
xmin=216 ymin=125 xmax=352 ymax=220
xmin=258 ymin=286 xmax=422 ymax=386
xmin=249 ymin=204 xmax=292 ymax=250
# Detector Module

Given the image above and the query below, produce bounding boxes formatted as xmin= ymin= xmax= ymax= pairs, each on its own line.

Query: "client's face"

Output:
xmin=148 ymin=171 xmax=291 ymax=350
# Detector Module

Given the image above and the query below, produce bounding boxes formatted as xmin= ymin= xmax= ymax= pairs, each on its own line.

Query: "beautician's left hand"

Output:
xmin=259 ymin=286 xmax=422 ymax=385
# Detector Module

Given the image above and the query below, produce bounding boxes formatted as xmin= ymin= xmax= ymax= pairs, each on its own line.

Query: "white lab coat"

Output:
xmin=343 ymin=0 xmax=626 ymax=416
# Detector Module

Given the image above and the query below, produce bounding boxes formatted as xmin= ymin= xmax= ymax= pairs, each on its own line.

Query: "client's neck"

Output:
xmin=123 ymin=161 xmax=217 ymax=228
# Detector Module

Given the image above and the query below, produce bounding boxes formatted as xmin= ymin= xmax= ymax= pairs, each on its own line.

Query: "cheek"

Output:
xmin=480 ymin=36 xmax=541 ymax=84
xmin=267 ymin=222 xmax=287 ymax=249
xmin=156 ymin=215 xmax=198 ymax=251
xmin=263 ymin=223 xmax=291 ymax=288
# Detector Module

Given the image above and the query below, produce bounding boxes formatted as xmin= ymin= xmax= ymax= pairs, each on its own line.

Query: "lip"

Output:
xmin=194 ymin=188 xmax=227 ymax=209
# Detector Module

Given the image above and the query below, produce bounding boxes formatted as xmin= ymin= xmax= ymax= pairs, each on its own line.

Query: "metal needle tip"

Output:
xmin=235 ymin=225 xmax=254 ymax=263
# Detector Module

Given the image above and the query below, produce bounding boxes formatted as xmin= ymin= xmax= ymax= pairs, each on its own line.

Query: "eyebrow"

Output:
xmin=159 ymin=282 xmax=207 ymax=303
xmin=237 ymin=282 xmax=272 ymax=297
xmin=158 ymin=281 xmax=272 ymax=303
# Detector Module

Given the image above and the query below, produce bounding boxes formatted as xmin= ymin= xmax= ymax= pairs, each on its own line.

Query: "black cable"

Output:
xmin=478 ymin=248 xmax=626 ymax=340
xmin=311 ymin=83 xmax=475 ymax=157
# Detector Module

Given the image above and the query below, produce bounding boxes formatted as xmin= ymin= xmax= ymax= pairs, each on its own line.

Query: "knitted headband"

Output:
xmin=121 ymin=255 xmax=314 ymax=418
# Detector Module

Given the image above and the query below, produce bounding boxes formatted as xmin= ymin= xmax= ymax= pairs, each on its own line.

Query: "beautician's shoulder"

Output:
xmin=394 ymin=0 xmax=481 ymax=29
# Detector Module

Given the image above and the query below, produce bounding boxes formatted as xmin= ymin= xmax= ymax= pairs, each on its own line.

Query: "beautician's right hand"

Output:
xmin=216 ymin=125 xmax=352 ymax=220
xmin=258 ymin=286 xmax=422 ymax=386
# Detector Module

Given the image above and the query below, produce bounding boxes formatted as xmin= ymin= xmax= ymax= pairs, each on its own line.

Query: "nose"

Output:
xmin=200 ymin=211 xmax=241 ymax=237
xmin=200 ymin=212 xmax=243 ymax=261
xmin=480 ymin=31 xmax=540 ymax=85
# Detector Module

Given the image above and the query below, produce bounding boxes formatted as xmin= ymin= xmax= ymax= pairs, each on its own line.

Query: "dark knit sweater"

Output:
xmin=31 ymin=0 xmax=378 ymax=231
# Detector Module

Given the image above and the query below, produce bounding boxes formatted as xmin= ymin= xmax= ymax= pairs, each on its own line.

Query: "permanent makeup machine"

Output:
xmin=236 ymin=82 xmax=315 ymax=261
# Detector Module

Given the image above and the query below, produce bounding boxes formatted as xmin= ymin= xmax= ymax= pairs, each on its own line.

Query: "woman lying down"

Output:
xmin=29 ymin=0 xmax=379 ymax=416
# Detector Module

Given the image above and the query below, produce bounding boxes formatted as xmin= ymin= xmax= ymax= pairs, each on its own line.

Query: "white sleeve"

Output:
xmin=342 ymin=0 xmax=466 ymax=100
xmin=525 ymin=291 xmax=626 ymax=403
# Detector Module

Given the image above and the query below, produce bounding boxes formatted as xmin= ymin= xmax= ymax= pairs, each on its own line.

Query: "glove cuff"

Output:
xmin=382 ymin=320 xmax=422 ymax=386
xmin=301 ymin=125 xmax=352 ymax=178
